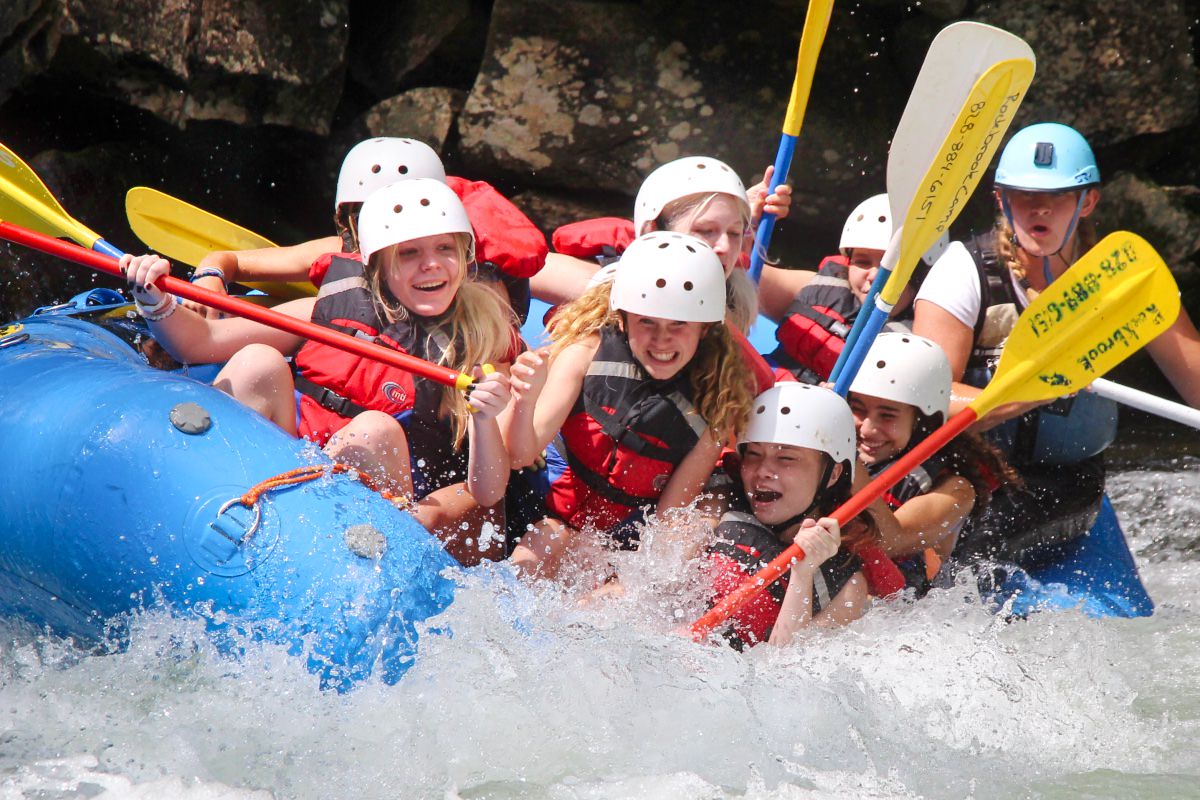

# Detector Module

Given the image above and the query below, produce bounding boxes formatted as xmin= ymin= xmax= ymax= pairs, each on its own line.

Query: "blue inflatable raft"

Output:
xmin=0 ymin=294 xmax=459 ymax=691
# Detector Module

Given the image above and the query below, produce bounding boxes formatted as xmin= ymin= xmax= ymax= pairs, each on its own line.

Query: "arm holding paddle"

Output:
xmin=121 ymin=253 xmax=313 ymax=363
xmin=768 ymin=517 xmax=867 ymax=645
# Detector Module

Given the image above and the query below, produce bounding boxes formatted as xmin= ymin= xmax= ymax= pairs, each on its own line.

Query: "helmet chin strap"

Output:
xmin=1000 ymin=188 xmax=1087 ymax=283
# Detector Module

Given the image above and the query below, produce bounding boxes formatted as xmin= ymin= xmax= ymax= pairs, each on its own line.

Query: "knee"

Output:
xmin=219 ymin=343 xmax=291 ymax=386
xmin=334 ymin=411 xmax=409 ymax=451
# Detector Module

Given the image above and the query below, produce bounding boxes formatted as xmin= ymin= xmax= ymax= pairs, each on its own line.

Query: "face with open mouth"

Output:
xmin=623 ymin=312 xmax=706 ymax=381
xmin=738 ymin=442 xmax=835 ymax=529
xmin=379 ymin=232 xmax=465 ymax=317
xmin=848 ymin=392 xmax=915 ymax=467
xmin=1000 ymin=188 xmax=1098 ymax=258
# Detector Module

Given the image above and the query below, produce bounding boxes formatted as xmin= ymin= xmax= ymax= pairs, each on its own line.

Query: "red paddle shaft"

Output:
xmin=0 ymin=221 xmax=471 ymax=390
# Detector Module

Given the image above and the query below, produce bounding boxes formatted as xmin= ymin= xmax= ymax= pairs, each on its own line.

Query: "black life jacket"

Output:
xmin=774 ymin=256 xmax=910 ymax=383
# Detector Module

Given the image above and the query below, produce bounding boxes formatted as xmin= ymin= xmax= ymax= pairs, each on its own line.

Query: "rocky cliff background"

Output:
xmin=2 ymin=0 xmax=1198 ymax=390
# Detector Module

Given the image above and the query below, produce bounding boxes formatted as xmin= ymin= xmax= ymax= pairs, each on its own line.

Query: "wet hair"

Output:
xmin=366 ymin=232 xmax=516 ymax=448
xmin=548 ymin=283 xmax=753 ymax=441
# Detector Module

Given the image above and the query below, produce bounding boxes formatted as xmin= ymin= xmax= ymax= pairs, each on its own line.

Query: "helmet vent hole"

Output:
xmin=696 ymin=163 xmax=707 ymax=170
xmin=780 ymin=406 xmax=791 ymax=415
xmin=683 ymin=281 xmax=694 ymax=291
xmin=420 ymin=198 xmax=431 ymax=206
xmin=876 ymin=359 xmax=886 ymax=369
xmin=393 ymin=204 xmax=403 ymax=214
xmin=655 ymin=278 xmax=667 ymax=288
xmin=371 ymin=164 xmax=382 ymax=174
xmin=657 ymin=242 xmax=669 ymax=249
xmin=685 ymin=245 xmax=695 ymax=253
xmin=755 ymin=404 xmax=765 ymax=414
xmin=877 ymin=215 xmax=887 ymax=223
xmin=399 ymin=165 xmax=409 ymax=174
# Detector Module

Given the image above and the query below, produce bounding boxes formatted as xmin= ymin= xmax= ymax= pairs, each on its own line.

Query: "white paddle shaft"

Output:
xmin=1092 ymin=378 xmax=1200 ymax=430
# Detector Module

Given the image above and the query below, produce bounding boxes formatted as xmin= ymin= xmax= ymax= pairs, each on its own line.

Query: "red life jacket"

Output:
xmin=551 ymin=217 xmax=636 ymax=262
xmin=293 ymin=254 xmax=451 ymax=444
xmin=547 ymin=326 xmax=708 ymax=533
xmin=774 ymin=255 xmax=858 ymax=383
xmin=447 ymin=176 xmax=547 ymax=279
xmin=871 ymin=451 xmax=959 ymax=594
xmin=706 ymin=509 xmax=864 ymax=648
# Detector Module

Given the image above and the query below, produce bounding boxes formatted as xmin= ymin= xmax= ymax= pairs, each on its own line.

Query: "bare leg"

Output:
xmin=757 ymin=264 xmax=815 ymax=322
xmin=413 ymin=482 xmax=506 ymax=565
xmin=325 ymin=410 xmax=414 ymax=496
xmin=212 ymin=343 xmax=297 ymax=434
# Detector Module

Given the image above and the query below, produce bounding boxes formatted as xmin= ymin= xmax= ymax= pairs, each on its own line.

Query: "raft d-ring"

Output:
xmin=0 ymin=332 xmax=29 ymax=350
xmin=214 ymin=496 xmax=263 ymax=544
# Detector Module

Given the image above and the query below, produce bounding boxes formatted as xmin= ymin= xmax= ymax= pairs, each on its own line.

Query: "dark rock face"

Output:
xmin=0 ymin=0 xmax=62 ymax=108
xmin=974 ymin=0 xmax=1198 ymax=144
xmin=1 ymin=0 xmax=1199 ymax=326
xmin=59 ymin=0 xmax=349 ymax=134
xmin=458 ymin=0 xmax=897 ymax=220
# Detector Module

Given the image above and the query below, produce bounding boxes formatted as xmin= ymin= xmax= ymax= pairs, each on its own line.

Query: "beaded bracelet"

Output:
xmin=189 ymin=266 xmax=227 ymax=285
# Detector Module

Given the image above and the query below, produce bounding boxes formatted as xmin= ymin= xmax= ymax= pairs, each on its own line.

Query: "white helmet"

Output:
xmin=849 ymin=332 xmax=951 ymax=418
xmin=839 ymin=193 xmax=892 ymax=255
xmin=609 ymin=232 xmax=726 ymax=323
xmin=334 ymin=137 xmax=447 ymax=208
xmin=840 ymin=195 xmax=947 ymax=266
xmin=741 ymin=384 xmax=856 ymax=479
xmin=357 ymin=178 xmax=475 ymax=264
xmin=633 ymin=156 xmax=750 ymax=236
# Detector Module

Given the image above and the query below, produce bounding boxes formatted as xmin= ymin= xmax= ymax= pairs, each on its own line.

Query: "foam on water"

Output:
xmin=2 ymin=460 xmax=1198 ymax=800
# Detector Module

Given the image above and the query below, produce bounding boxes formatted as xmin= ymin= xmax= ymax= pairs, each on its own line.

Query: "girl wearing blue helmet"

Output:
xmin=913 ymin=122 xmax=1200 ymax=565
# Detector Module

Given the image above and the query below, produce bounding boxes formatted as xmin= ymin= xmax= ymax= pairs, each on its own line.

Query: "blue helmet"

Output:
xmin=994 ymin=123 xmax=1100 ymax=192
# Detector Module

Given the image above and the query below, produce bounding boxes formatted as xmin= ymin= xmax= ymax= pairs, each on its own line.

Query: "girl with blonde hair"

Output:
xmin=122 ymin=179 xmax=518 ymax=564
xmin=505 ymin=232 xmax=754 ymax=579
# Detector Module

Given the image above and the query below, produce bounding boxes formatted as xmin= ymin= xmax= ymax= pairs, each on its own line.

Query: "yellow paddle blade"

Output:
xmin=880 ymin=57 xmax=1034 ymax=307
xmin=126 ymin=186 xmax=276 ymax=261
xmin=0 ymin=141 xmax=101 ymax=247
xmin=782 ymin=0 xmax=835 ymax=136
xmin=976 ymin=232 xmax=1181 ymax=417
xmin=126 ymin=186 xmax=315 ymax=300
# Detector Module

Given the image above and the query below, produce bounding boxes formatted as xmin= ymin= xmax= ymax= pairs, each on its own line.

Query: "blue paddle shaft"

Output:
xmin=833 ymin=297 xmax=892 ymax=396
xmin=748 ymin=133 xmax=798 ymax=283
xmin=828 ymin=265 xmax=890 ymax=382
xmin=93 ymin=238 xmax=125 ymax=259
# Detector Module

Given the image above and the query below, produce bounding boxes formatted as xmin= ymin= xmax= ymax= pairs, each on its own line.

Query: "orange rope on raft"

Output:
xmin=235 ymin=463 xmax=413 ymax=511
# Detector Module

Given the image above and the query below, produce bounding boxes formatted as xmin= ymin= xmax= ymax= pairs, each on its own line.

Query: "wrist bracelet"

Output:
xmin=136 ymin=293 xmax=177 ymax=322
xmin=190 ymin=267 xmax=227 ymax=285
